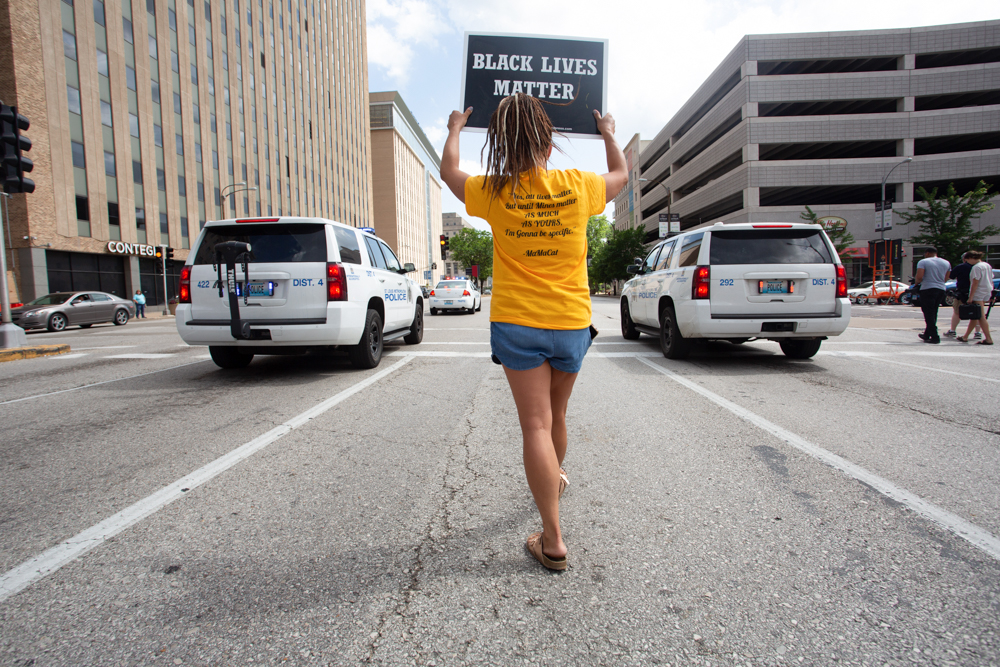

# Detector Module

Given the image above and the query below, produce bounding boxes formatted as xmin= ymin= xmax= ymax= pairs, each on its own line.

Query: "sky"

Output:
xmin=365 ymin=0 xmax=998 ymax=232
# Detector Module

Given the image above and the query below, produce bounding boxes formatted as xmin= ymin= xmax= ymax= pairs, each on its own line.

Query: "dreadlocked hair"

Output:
xmin=481 ymin=93 xmax=563 ymax=202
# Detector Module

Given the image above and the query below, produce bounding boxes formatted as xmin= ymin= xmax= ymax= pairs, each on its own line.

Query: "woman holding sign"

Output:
xmin=441 ymin=93 xmax=627 ymax=570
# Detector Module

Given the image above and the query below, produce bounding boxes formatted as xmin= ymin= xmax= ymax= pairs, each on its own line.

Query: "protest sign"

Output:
xmin=461 ymin=32 xmax=608 ymax=138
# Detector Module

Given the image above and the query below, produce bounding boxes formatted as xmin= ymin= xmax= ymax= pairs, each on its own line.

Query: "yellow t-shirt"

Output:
xmin=465 ymin=169 xmax=605 ymax=330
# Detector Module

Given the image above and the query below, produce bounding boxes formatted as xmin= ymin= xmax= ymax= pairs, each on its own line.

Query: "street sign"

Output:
xmin=461 ymin=32 xmax=608 ymax=138
xmin=423 ymin=270 xmax=432 ymax=280
xmin=875 ymin=201 xmax=892 ymax=231
xmin=669 ymin=213 xmax=680 ymax=233
xmin=658 ymin=213 xmax=669 ymax=238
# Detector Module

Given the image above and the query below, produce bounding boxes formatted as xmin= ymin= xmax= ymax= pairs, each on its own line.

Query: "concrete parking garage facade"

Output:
xmin=630 ymin=20 xmax=1000 ymax=282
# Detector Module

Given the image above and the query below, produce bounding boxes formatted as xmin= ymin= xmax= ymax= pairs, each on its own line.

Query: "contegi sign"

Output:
xmin=107 ymin=241 xmax=156 ymax=257
xmin=461 ymin=33 xmax=608 ymax=139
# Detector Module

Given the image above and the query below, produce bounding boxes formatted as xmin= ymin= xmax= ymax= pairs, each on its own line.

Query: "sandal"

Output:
xmin=977 ymin=340 xmax=994 ymax=345
xmin=558 ymin=468 xmax=569 ymax=498
xmin=525 ymin=532 xmax=567 ymax=571
xmin=957 ymin=337 xmax=969 ymax=343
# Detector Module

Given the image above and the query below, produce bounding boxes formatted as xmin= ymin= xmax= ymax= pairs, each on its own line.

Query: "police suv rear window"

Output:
xmin=192 ymin=224 xmax=327 ymax=264
xmin=709 ymin=229 xmax=833 ymax=265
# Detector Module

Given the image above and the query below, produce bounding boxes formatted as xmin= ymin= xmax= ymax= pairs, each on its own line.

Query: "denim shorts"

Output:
xmin=490 ymin=322 xmax=592 ymax=373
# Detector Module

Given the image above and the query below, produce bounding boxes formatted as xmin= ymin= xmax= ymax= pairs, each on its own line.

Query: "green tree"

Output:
xmin=586 ymin=214 xmax=612 ymax=258
xmin=897 ymin=181 xmax=998 ymax=265
xmin=800 ymin=206 xmax=855 ymax=257
xmin=589 ymin=226 xmax=647 ymax=294
xmin=447 ymin=227 xmax=494 ymax=290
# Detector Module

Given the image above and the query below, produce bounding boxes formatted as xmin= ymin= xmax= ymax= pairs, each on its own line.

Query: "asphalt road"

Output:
xmin=0 ymin=298 xmax=998 ymax=666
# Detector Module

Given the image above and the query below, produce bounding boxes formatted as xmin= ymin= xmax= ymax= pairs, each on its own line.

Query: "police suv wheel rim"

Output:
xmin=368 ymin=320 xmax=381 ymax=357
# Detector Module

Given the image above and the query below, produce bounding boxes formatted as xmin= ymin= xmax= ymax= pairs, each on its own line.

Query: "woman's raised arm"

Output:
xmin=594 ymin=110 xmax=628 ymax=203
xmin=441 ymin=107 xmax=473 ymax=203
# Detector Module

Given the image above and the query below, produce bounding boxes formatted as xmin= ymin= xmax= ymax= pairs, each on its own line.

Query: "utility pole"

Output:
xmin=0 ymin=102 xmax=34 ymax=349
xmin=0 ymin=195 xmax=26 ymax=348
xmin=160 ymin=244 xmax=169 ymax=315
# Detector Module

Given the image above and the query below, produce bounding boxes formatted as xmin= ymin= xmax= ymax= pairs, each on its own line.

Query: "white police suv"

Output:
xmin=175 ymin=217 xmax=423 ymax=369
xmin=620 ymin=222 xmax=850 ymax=359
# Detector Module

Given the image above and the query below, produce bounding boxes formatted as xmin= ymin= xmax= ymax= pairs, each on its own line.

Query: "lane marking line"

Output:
xmin=634 ymin=355 xmax=1000 ymax=562
xmin=0 ymin=359 xmax=211 ymax=406
xmin=388 ymin=351 xmax=491 ymax=358
xmin=0 ymin=355 xmax=414 ymax=603
xmin=861 ymin=355 xmax=1000 ymax=385
xmin=48 ymin=353 xmax=88 ymax=360
xmin=104 ymin=353 xmax=177 ymax=359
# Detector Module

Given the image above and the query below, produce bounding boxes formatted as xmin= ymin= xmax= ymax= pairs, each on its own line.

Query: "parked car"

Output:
xmin=620 ymin=222 xmax=850 ymax=359
xmin=10 ymin=291 xmax=134 ymax=331
xmin=419 ymin=285 xmax=431 ymax=299
xmin=428 ymin=280 xmax=481 ymax=315
xmin=848 ymin=280 xmax=909 ymax=304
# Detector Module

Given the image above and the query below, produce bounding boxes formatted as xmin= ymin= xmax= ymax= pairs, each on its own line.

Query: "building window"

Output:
xmin=76 ymin=196 xmax=90 ymax=221
xmin=123 ymin=17 xmax=133 ymax=43
xmin=100 ymin=100 xmax=113 ymax=127
xmin=126 ymin=66 xmax=136 ymax=90
xmin=168 ymin=8 xmax=176 ymax=30
xmin=192 ymin=103 xmax=200 ymax=124
xmin=96 ymin=48 xmax=109 ymax=76
xmin=175 ymin=134 xmax=184 ymax=155
xmin=153 ymin=124 xmax=163 ymax=146
xmin=157 ymin=168 xmax=166 ymax=190
xmin=132 ymin=161 xmax=144 ymax=184
xmin=178 ymin=176 xmax=186 ymax=196
xmin=63 ymin=30 xmax=77 ymax=59
xmin=170 ymin=50 xmax=179 ymax=72
xmin=228 ymin=157 xmax=234 ymax=175
xmin=195 ymin=142 xmax=202 ymax=162
xmin=173 ymin=92 xmax=181 ymax=114
xmin=190 ymin=63 xmax=198 ymax=85
xmin=67 ymin=85 xmax=81 ymax=114
xmin=160 ymin=212 xmax=169 ymax=235
xmin=104 ymin=151 xmax=115 ymax=176
xmin=149 ymin=35 xmax=157 ymax=59
xmin=197 ymin=181 xmax=205 ymax=201
xmin=136 ymin=207 xmax=146 ymax=230
xmin=151 ymin=80 xmax=160 ymax=103
xmin=71 ymin=141 xmax=85 ymax=168
xmin=94 ymin=0 xmax=105 ymax=26
xmin=212 ymin=150 xmax=218 ymax=169
xmin=129 ymin=113 xmax=139 ymax=137
xmin=108 ymin=202 xmax=120 ymax=227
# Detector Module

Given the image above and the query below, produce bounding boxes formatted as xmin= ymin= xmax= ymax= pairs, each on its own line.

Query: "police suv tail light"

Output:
xmin=693 ymin=266 xmax=711 ymax=300
xmin=179 ymin=265 xmax=192 ymax=303
xmin=462 ymin=289 xmax=471 ymax=297
xmin=836 ymin=264 xmax=848 ymax=298
xmin=327 ymin=262 xmax=348 ymax=301
xmin=429 ymin=289 xmax=435 ymax=296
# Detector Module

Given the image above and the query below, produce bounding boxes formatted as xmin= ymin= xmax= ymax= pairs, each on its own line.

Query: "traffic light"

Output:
xmin=439 ymin=234 xmax=449 ymax=260
xmin=166 ymin=247 xmax=175 ymax=261
xmin=155 ymin=247 xmax=163 ymax=259
xmin=0 ymin=103 xmax=34 ymax=194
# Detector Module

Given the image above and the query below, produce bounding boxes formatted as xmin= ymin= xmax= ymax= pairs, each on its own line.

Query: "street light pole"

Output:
xmin=880 ymin=157 xmax=912 ymax=241
xmin=220 ymin=182 xmax=258 ymax=216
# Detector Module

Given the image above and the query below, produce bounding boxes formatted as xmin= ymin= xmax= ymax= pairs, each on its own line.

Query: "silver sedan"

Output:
xmin=10 ymin=291 xmax=136 ymax=331
xmin=428 ymin=280 xmax=481 ymax=315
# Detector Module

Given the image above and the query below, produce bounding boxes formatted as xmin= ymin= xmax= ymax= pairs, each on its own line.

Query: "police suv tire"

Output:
xmin=404 ymin=304 xmax=423 ymax=344
xmin=779 ymin=338 xmax=822 ymax=359
xmin=47 ymin=313 xmax=67 ymax=332
xmin=113 ymin=309 xmax=130 ymax=325
xmin=620 ymin=300 xmax=640 ymax=340
xmin=209 ymin=346 xmax=255 ymax=369
xmin=475 ymin=299 xmax=482 ymax=312
xmin=659 ymin=304 xmax=690 ymax=360
xmin=349 ymin=309 xmax=384 ymax=369
xmin=430 ymin=308 xmax=438 ymax=316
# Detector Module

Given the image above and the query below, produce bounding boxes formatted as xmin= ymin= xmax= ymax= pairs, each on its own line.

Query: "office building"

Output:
xmin=634 ymin=20 xmax=1000 ymax=281
xmin=1 ymin=0 xmax=373 ymax=303
xmin=441 ymin=211 xmax=473 ymax=279
xmin=369 ymin=91 xmax=442 ymax=287
xmin=613 ymin=133 xmax=650 ymax=231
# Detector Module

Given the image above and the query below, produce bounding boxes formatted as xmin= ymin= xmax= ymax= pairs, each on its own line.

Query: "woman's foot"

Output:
xmin=526 ymin=532 xmax=567 ymax=570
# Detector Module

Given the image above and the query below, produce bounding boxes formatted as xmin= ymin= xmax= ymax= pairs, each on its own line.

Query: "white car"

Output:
xmin=847 ymin=281 xmax=908 ymax=304
xmin=620 ymin=222 xmax=851 ymax=359
xmin=429 ymin=280 xmax=481 ymax=315
xmin=175 ymin=217 xmax=423 ymax=369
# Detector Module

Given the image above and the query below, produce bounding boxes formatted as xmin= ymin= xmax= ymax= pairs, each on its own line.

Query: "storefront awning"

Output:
xmin=841 ymin=246 xmax=869 ymax=258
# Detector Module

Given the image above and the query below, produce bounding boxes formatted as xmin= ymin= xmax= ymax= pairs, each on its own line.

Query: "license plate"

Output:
xmin=760 ymin=280 xmax=788 ymax=294
xmin=444 ymin=300 xmax=454 ymax=305
xmin=236 ymin=281 xmax=275 ymax=297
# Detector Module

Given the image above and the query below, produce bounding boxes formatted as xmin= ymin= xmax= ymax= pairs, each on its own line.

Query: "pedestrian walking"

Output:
xmin=133 ymin=289 xmax=146 ymax=318
xmin=944 ymin=252 xmax=980 ymax=338
xmin=440 ymin=94 xmax=627 ymax=570
xmin=914 ymin=247 xmax=950 ymax=344
xmin=957 ymin=251 xmax=994 ymax=345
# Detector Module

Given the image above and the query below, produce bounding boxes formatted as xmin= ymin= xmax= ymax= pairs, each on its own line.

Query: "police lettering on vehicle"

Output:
xmin=293 ymin=278 xmax=318 ymax=286
xmin=385 ymin=289 xmax=408 ymax=302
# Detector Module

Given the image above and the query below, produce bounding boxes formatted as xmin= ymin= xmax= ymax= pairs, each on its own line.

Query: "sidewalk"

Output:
xmin=0 ymin=343 xmax=70 ymax=363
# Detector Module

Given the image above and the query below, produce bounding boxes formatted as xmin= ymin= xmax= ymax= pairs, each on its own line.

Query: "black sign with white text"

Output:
xmin=461 ymin=33 xmax=608 ymax=138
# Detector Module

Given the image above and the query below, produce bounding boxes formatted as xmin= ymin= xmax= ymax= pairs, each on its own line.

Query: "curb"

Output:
xmin=0 ymin=344 xmax=71 ymax=363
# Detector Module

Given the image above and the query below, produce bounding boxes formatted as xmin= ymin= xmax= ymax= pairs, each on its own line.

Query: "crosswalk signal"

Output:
xmin=0 ymin=103 xmax=34 ymax=194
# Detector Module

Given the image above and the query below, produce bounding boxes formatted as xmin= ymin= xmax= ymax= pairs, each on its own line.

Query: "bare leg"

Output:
xmin=503 ymin=362 xmax=577 ymax=559
xmin=950 ymin=304 xmax=961 ymax=332
xmin=549 ymin=368 xmax=579 ymax=467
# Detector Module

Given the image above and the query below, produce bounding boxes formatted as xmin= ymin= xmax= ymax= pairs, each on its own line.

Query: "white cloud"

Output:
xmin=367 ymin=0 xmax=451 ymax=84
